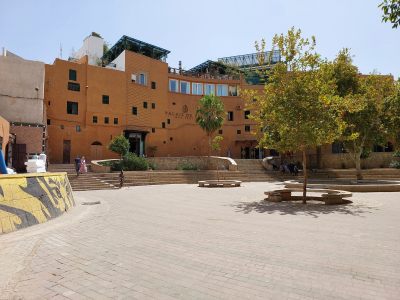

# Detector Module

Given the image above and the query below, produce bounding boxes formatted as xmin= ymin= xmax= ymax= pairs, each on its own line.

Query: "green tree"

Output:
xmin=379 ymin=0 xmax=400 ymax=28
xmin=326 ymin=50 xmax=397 ymax=179
xmin=108 ymin=135 xmax=130 ymax=158
xmin=211 ymin=135 xmax=224 ymax=181
xmin=195 ymin=95 xmax=225 ymax=157
xmin=243 ymin=28 xmax=351 ymax=203
xmin=382 ymin=80 xmax=400 ymax=147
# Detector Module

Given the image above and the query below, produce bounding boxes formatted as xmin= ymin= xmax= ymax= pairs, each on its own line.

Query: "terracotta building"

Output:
xmin=45 ymin=34 xmax=396 ymax=168
xmin=45 ymin=34 xmax=272 ymax=163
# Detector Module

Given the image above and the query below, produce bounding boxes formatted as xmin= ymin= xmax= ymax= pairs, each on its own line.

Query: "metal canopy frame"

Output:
xmin=218 ymin=50 xmax=281 ymax=70
xmin=102 ymin=35 xmax=170 ymax=64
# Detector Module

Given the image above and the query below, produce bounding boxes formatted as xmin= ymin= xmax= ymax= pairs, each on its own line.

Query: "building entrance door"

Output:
xmin=124 ymin=131 xmax=147 ymax=156
xmin=90 ymin=142 xmax=103 ymax=161
xmin=63 ymin=140 xmax=71 ymax=163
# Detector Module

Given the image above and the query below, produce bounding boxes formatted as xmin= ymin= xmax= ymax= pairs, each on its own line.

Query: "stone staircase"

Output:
xmin=48 ymin=164 xmax=118 ymax=191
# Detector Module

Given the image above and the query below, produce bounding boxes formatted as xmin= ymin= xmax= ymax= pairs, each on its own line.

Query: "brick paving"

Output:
xmin=0 ymin=182 xmax=399 ymax=299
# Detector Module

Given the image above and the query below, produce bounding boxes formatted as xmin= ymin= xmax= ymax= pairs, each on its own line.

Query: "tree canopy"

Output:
xmin=379 ymin=0 xmax=400 ymax=28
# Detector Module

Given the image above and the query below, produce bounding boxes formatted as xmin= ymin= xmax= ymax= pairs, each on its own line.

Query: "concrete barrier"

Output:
xmin=0 ymin=172 xmax=75 ymax=234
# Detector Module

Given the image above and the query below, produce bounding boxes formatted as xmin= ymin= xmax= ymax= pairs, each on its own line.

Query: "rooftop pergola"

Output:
xmin=102 ymin=35 xmax=170 ymax=65
xmin=218 ymin=50 xmax=281 ymax=70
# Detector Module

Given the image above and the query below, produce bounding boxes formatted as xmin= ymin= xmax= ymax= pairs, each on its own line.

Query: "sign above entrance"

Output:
xmin=165 ymin=110 xmax=193 ymax=120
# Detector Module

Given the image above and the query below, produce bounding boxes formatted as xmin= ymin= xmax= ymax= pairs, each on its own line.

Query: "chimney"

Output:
xmin=178 ymin=60 xmax=182 ymax=74
xmin=2 ymin=47 xmax=6 ymax=56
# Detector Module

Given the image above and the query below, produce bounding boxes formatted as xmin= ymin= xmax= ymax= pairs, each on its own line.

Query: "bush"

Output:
xmin=148 ymin=161 xmax=157 ymax=170
xmin=112 ymin=153 xmax=149 ymax=171
xmin=98 ymin=160 xmax=116 ymax=167
xmin=108 ymin=135 xmax=130 ymax=158
xmin=176 ymin=161 xmax=199 ymax=170
xmin=389 ymin=161 xmax=400 ymax=169
xmin=393 ymin=150 xmax=400 ymax=158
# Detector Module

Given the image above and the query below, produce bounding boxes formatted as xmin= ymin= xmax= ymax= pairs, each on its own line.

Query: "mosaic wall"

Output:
xmin=0 ymin=173 xmax=75 ymax=234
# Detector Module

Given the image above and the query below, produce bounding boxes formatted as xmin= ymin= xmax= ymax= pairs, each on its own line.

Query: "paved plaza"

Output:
xmin=0 ymin=182 xmax=399 ymax=299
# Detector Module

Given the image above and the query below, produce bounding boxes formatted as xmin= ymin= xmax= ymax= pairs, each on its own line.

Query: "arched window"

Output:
xmin=91 ymin=141 xmax=102 ymax=146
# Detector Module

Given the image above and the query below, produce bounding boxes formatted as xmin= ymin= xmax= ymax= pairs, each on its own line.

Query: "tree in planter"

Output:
xmin=195 ymin=94 xmax=225 ymax=158
xmin=108 ymin=135 xmax=130 ymax=159
xmin=243 ymin=27 xmax=352 ymax=203
xmin=211 ymin=135 xmax=224 ymax=181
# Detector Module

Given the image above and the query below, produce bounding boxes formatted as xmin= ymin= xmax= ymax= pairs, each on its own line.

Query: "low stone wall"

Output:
xmin=0 ymin=172 xmax=75 ymax=234
xmin=321 ymin=152 xmax=395 ymax=169
xmin=91 ymin=156 xmax=237 ymax=172
xmin=147 ymin=156 xmax=237 ymax=171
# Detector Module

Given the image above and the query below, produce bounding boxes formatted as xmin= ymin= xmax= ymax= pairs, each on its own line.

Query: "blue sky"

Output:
xmin=1 ymin=0 xmax=399 ymax=77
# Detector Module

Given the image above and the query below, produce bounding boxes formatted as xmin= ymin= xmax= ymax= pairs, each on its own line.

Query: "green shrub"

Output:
xmin=389 ymin=161 xmax=400 ymax=169
xmin=98 ymin=160 xmax=116 ymax=167
xmin=393 ymin=150 xmax=400 ymax=158
xmin=148 ymin=161 xmax=157 ymax=170
xmin=112 ymin=153 xmax=149 ymax=171
xmin=108 ymin=135 xmax=130 ymax=158
xmin=176 ymin=161 xmax=199 ymax=170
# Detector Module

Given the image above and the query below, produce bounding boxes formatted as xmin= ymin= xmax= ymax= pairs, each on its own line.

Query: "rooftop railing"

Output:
xmin=168 ymin=67 xmax=241 ymax=81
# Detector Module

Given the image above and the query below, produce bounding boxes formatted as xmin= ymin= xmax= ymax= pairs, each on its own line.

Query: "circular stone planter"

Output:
xmin=265 ymin=188 xmax=352 ymax=205
xmin=198 ymin=180 xmax=242 ymax=188
xmin=284 ymin=179 xmax=400 ymax=192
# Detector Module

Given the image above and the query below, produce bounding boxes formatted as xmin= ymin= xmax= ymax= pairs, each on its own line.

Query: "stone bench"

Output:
xmin=198 ymin=180 xmax=241 ymax=188
xmin=264 ymin=188 xmax=352 ymax=204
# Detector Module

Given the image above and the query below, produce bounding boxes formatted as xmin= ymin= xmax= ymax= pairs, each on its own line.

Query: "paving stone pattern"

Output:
xmin=0 ymin=182 xmax=399 ymax=299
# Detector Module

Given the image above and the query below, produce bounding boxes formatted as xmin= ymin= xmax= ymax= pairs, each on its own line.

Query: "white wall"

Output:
xmin=0 ymin=52 xmax=45 ymax=124
xmin=75 ymin=35 xmax=104 ymax=66
xmin=109 ymin=50 xmax=125 ymax=71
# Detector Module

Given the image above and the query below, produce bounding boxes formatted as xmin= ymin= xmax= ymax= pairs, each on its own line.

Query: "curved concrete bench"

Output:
xmin=198 ymin=180 xmax=241 ymax=188
xmin=265 ymin=188 xmax=352 ymax=205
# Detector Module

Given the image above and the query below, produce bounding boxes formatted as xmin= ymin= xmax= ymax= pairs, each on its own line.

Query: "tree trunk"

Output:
xmin=355 ymin=152 xmax=363 ymax=181
xmin=302 ymin=149 xmax=308 ymax=204
xmin=208 ymin=134 xmax=211 ymax=170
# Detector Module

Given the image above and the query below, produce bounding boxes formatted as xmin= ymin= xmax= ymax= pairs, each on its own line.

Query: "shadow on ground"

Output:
xmin=233 ymin=199 xmax=378 ymax=218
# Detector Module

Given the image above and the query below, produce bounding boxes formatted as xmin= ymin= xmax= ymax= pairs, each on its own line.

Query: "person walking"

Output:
xmin=74 ymin=156 xmax=81 ymax=176
xmin=79 ymin=156 xmax=87 ymax=174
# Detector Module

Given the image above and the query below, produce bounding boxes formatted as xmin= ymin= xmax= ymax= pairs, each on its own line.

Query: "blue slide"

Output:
xmin=0 ymin=149 xmax=8 ymax=174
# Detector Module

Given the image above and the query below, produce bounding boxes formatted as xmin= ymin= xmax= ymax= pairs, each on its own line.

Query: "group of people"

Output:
xmin=280 ymin=163 xmax=299 ymax=176
xmin=74 ymin=156 xmax=87 ymax=176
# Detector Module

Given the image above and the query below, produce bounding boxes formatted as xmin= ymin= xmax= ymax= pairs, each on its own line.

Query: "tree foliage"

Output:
xmin=108 ymin=135 xmax=130 ymax=158
xmin=379 ymin=0 xmax=400 ymax=28
xmin=243 ymin=27 xmax=354 ymax=203
xmin=325 ymin=50 xmax=397 ymax=179
xmin=195 ymin=95 xmax=225 ymax=156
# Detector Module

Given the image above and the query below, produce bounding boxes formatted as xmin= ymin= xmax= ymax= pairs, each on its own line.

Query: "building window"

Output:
xmin=237 ymin=129 xmax=241 ymax=134
xmin=93 ymin=116 xmax=98 ymax=123
xmin=151 ymin=81 xmax=156 ymax=89
xmin=192 ymin=83 xmax=203 ymax=95
xmin=67 ymin=101 xmax=78 ymax=115
xmin=69 ymin=69 xmax=77 ymax=81
xmin=180 ymin=81 xmax=190 ymax=94
xmin=104 ymin=117 xmax=109 ymax=124
xmin=60 ymin=125 xmax=64 ymax=129
xmin=162 ymin=122 xmax=166 ymax=128
xmin=169 ymin=79 xmax=178 ymax=92
xmin=204 ymin=84 xmax=215 ymax=95
xmin=47 ymin=119 xmax=51 ymax=125
xmin=76 ymin=125 xmax=81 ymax=132
xmin=227 ymin=111 xmax=234 ymax=121
xmin=167 ymin=119 xmax=170 ymax=124
xmin=143 ymin=102 xmax=148 ymax=109
xmin=138 ymin=73 xmax=147 ymax=85
xmin=229 ymin=85 xmax=238 ymax=96
xmin=114 ymin=117 xmax=118 ymax=125
xmin=218 ymin=129 xmax=223 ymax=134
xmin=131 ymin=74 xmax=137 ymax=83
xmin=244 ymin=110 xmax=251 ymax=119
xmin=151 ymin=103 xmax=156 ymax=109
xmin=67 ymin=82 xmax=80 ymax=91
xmin=132 ymin=107 xmax=138 ymax=115
xmin=152 ymin=128 xmax=155 ymax=133
xmin=245 ymin=125 xmax=251 ymax=132
xmin=216 ymin=84 xmax=228 ymax=96
xmin=102 ymin=95 xmax=109 ymax=104
xmin=332 ymin=142 xmax=345 ymax=154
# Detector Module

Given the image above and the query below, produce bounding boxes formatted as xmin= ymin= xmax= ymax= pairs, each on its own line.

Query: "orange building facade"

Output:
xmin=45 ymin=36 xmax=263 ymax=163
